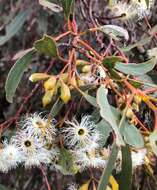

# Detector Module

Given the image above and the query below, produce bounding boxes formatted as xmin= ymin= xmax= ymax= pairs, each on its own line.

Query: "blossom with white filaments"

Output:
xmin=111 ymin=0 xmax=154 ymax=21
xmin=75 ymin=150 xmax=107 ymax=170
xmin=65 ymin=183 xmax=79 ymax=190
xmin=20 ymin=113 xmax=56 ymax=143
xmin=11 ymin=130 xmax=58 ymax=168
xmin=63 ymin=115 xmax=100 ymax=151
xmin=0 ymin=143 xmax=23 ymax=172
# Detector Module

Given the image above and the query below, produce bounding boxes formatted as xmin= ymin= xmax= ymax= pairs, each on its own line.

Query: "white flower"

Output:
xmin=63 ymin=115 xmax=100 ymax=151
xmin=11 ymin=130 xmax=43 ymax=155
xmin=20 ymin=113 xmax=56 ymax=144
xmin=80 ymin=73 xmax=96 ymax=84
xmin=111 ymin=2 xmax=138 ymax=20
xmin=1 ymin=143 xmax=23 ymax=169
xmin=0 ymin=148 xmax=10 ymax=173
xmin=75 ymin=149 xmax=107 ymax=170
xmin=0 ymin=159 xmax=9 ymax=173
xmin=111 ymin=0 xmax=152 ymax=21
xmin=11 ymin=130 xmax=58 ymax=168
xmin=65 ymin=183 xmax=79 ymax=190
xmin=131 ymin=148 xmax=147 ymax=168
xmin=147 ymin=48 xmax=157 ymax=59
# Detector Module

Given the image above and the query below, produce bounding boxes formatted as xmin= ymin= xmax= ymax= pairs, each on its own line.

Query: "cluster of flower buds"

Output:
xmin=29 ymin=59 xmax=107 ymax=107
xmin=0 ymin=113 xmax=147 ymax=174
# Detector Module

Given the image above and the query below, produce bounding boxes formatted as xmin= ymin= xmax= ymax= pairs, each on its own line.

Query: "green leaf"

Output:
xmin=98 ymin=144 xmax=118 ymax=190
xmin=97 ymin=119 xmax=112 ymax=147
xmin=122 ymin=122 xmax=144 ymax=148
xmin=99 ymin=25 xmax=129 ymax=41
xmin=60 ymin=0 xmax=74 ymax=19
xmin=97 ymin=86 xmax=125 ymax=146
xmin=34 ymin=34 xmax=59 ymax=57
xmin=50 ymin=98 xmax=64 ymax=117
xmin=115 ymin=58 xmax=156 ymax=75
xmin=39 ymin=0 xmax=63 ymax=12
xmin=0 ymin=9 xmax=30 ymax=46
xmin=149 ymin=130 xmax=157 ymax=156
xmin=57 ymin=148 xmax=79 ymax=175
xmin=5 ymin=48 xmax=35 ymax=103
xmin=117 ymin=145 xmax=132 ymax=190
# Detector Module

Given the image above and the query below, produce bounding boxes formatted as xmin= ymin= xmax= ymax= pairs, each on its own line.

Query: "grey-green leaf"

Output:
xmin=39 ymin=0 xmax=63 ymax=13
xmin=98 ymin=144 xmax=118 ymax=190
xmin=97 ymin=119 xmax=112 ymax=147
xmin=115 ymin=58 xmax=156 ymax=75
xmin=0 ymin=9 xmax=30 ymax=46
xmin=50 ymin=98 xmax=64 ymax=118
xmin=34 ymin=34 xmax=59 ymax=57
xmin=5 ymin=48 xmax=35 ymax=103
xmin=97 ymin=86 xmax=125 ymax=146
xmin=121 ymin=36 xmax=151 ymax=52
xmin=117 ymin=145 xmax=132 ymax=190
xmin=122 ymin=122 xmax=144 ymax=148
xmin=99 ymin=25 xmax=129 ymax=41
xmin=83 ymin=93 xmax=97 ymax=107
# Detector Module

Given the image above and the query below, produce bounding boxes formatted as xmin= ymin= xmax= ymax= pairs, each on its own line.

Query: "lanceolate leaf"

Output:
xmin=50 ymin=98 xmax=64 ymax=118
xmin=5 ymin=48 xmax=35 ymax=103
xmin=34 ymin=34 xmax=59 ymax=57
xmin=115 ymin=58 xmax=156 ymax=76
xmin=122 ymin=122 xmax=144 ymax=148
xmin=60 ymin=0 xmax=74 ymax=19
xmin=39 ymin=0 xmax=63 ymax=12
xmin=97 ymin=86 xmax=125 ymax=146
xmin=117 ymin=145 xmax=132 ymax=190
xmin=0 ymin=9 xmax=30 ymax=46
xmin=121 ymin=36 xmax=151 ymax=52
xmin=99 ymin=25 xmax=129 ymax=41
xmin=98 ymin=144 xmax=118 ymax=190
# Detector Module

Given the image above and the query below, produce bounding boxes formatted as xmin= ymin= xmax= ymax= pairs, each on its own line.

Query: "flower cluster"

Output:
xmin=111 ymin=0 xmax=154 ymax=21
xmin=0 ymin=113 xmax=147 ymax=173
xmin=0 ymin=113 xmax=58 ymax=172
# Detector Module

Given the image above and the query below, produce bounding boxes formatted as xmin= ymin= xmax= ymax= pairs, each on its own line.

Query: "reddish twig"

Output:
xmin=40 ymin=166 xmax=51 ymax=190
